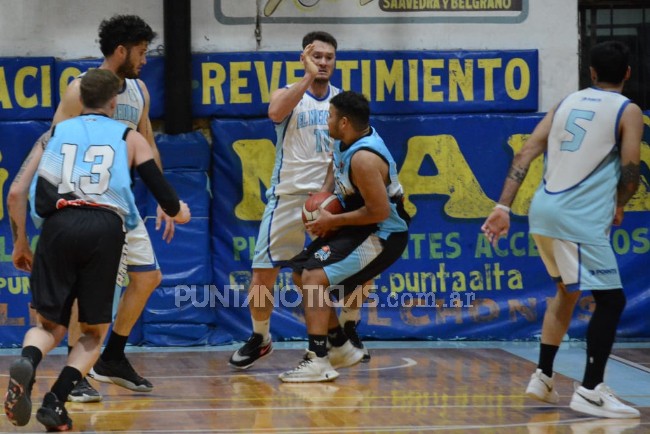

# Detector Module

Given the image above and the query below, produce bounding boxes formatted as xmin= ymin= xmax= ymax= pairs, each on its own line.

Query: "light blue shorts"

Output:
xmin=532 ymin=234 xmax=622 ymax=291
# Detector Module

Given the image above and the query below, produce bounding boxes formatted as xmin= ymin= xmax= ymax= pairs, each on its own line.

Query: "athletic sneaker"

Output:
xmin=279 ymin=351 xmax=339 ymax=383
xmin=4 ymin=357 xmax=35 ymax=426
xmin=89 ymin=357 xmax=153 ymax=392
xmin=569 ymin=383 xmax=640 ymax=419
xmin=329 ymin=340 xmax=365 ymax=369
xmin=36 ymin=392 xmax=72 ymax=432
xmin=229 ymin=333 xmax=273 ymax=369
xmin=525 ymin=368 xmax=560 ymax=404
xmin=342 ymin=321 xmax=371 ymax=362
xmin=67 ymin=377 xmax=102 ymax=403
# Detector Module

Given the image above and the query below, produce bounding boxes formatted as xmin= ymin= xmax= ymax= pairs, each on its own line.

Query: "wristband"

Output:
xmin=494 ymin=203 xmax=511 ymax=214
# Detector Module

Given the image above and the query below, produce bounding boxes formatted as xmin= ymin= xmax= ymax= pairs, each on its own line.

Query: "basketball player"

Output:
xmin=4 ymin=69 xmax=190 ymax=432
xmin=279 ymin=91 xmax=410 ymax=382
xmin=481 ymin=40 xmax=641 ymax=419
xmin=7 ymin=15 xmax=168 ymax=401
xmin=229 ymin=31 xmax=368 ymax=370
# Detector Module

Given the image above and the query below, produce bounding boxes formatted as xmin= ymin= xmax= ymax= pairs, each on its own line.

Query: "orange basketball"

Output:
xmin=301 ymin=192 xmax=344 ymax=232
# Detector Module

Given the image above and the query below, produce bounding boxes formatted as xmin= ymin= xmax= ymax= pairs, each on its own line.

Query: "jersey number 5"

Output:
xmin=561 ymin=109 xmax=595 ymax=152
xmin=58 ymin=143 xmax=115 ymax=195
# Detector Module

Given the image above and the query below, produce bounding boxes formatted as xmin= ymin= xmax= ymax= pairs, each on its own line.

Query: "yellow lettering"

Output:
xmin=230 ymin=62 xmax=252 ymax=104
xmin=40 ymin=65 xmax=51 ymax=107
xmin=233 ymin=139 xmax=275 ymax=220
xmin=477 ymin=58 xmax=501 ymax=101
xmin=202 ymin=62 xmax=226 ymax=105
xmin=254 ymin=61 xmax=283 ymax=103
xmin=336 ymin=61 xmax=359 ymax=92
xmin=15 ymin=67 xmax=38 ymax=108
xmin=422 ymin=59 xmax=444 ymax=102
xmin=408 ymin=59 xmax=419 ymax=101
xmin=0 ymin=68 xmax=12 ymax=108
xmin=376 ymin=59 xmax=404 ymax=102
xmin=448 ymin=59 xmax=473 ymax=102
xmin=504 ymin=58 xmax=530 ymax=100
xmin=400 ymin=135 xmax=494 ymax=217
xmin=361 ymin=60 xmax=372 ymax=98
xmin=59 ymin=67 xmax=82 ymax=101
xmin=285 ymin=61 xmax=303 ymax=85
xmin=0 ymin=151 xmax=8 ymax=219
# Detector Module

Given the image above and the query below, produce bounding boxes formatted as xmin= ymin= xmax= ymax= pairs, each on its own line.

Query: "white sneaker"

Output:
xmin=328 ymin=340 xmax=364 ymax=369
xmin=278 ymin=351 xmax=339 ymax=383
xmin=570 ymin=417 xmax=640 ymax=434
xmin=569 ymin=383 xmax=640 ymax=419
xmin=525 ymin=369 xmax=560 ymax=404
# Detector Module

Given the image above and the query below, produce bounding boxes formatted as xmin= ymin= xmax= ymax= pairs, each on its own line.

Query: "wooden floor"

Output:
xmin=0 ymin=343 xmax=648 ymax=433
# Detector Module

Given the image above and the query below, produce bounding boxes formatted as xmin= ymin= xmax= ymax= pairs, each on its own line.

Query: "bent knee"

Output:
xmin=128 ymin=269 xmax=162 ymax=292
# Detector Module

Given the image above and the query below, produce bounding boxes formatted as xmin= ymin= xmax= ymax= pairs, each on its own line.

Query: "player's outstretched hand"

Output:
xmin=481 ymin=207 xmax=510 ymax=247
xmin=156 ymin=204 xmax=176 ymax=243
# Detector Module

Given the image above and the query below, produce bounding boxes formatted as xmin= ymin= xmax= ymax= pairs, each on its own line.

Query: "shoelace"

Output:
xmin=289 ymin=357 xmax=314 ymax=373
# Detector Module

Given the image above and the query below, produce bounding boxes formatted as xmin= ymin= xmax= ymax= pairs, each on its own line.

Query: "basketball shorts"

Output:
xmin=30 ymin=207 xmax=127 ymax=326
xmin=253 ymin=194 xmax=310 ymax=269
xmin=290 ymin=226 xmax=409 ymax=298
xmin=532 ymin=234 xmax=622 ymax=291
xmin=125 ymin=215 xmax=159 ymax=272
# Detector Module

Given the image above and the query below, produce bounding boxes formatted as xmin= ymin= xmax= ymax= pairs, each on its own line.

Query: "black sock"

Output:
xmin=308 ymin=334 xmax=328 ymax=358
xmin=538 ymin=343 xmax=559 ymax=378
xmin=582 ymin=289 xmax=625 ymax=389
xmin=102 ymin=332 xmax=128 ymax=362
xmin=21 ymin=346 xmax=43 ymax=370
xmin=51 ymin=366 xmax=82 ymax=402
xmin=327 ymin=325 xmax=348 ymax=347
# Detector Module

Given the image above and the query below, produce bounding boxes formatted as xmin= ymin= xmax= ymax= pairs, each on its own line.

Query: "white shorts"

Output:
xmin=125 ymin=216 xmax=159 ymax=272
xmin=532 ymin=234 xmax=622 ymax=291
xmin=252 ymin=194 xmax=310 ymax=269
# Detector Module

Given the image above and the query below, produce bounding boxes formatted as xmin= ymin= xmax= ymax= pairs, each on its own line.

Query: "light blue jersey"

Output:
xmin=30 ymin=114 xmax=140 ymax=230
xmin=529 ymin=87 xmax=630 ymax=245
xmin=332 ymin=127 xmax=409 ymax=239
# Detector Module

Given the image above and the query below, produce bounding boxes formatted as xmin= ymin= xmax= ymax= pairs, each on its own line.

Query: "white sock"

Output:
xmin=338 ymin=307 xmax=361 ymax=327
xmin=252 ymin=319 xmax=271 ymax=342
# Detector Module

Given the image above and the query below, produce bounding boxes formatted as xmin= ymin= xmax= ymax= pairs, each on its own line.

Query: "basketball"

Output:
xmin=301 ymin=191 xmax=344 ymax=228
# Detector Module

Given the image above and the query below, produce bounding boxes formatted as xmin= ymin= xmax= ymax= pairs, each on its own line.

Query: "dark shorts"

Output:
xmin=30 ymin=207 xmax=127 ymax=326
xmin=290 ymin=226 xmax=409 ymax=298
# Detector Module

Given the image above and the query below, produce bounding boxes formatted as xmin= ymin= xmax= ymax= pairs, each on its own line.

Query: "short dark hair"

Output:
xmin=98 ymin=15 xmax=156 ymax=56
xmin=330 ymin=91 xmax=370 ymax=131
xmin=589 ymin=40 xmax=630 ymax=84
xmin=302 ymin=31 xmax=337 ymax=50
xmin=80 ymin=69 xmax=121 ymax=109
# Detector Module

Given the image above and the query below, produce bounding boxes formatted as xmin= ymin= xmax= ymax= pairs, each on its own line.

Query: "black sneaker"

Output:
xmin=67 ymin=377 xmax=102 ymax=403
xmin=36 ymin=392 xmax=72 ymax=432
xmin=4 ymin=357 xmax=35 ymax=426
xmin=229 ymin=333 xmax=273 ymax=369
xmin=343 ymin=321 xmax=371 ymax=362
xmin=89 ymin=357 xmax=153 ymax=392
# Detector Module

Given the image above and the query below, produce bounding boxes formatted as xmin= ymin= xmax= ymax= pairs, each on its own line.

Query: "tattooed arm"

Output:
xmin=7 ymin=131 xmax=49 ymax=272
xmin=613 ymin=102 xmax=643 ymax=225
xmin=481 ymin=107 xmax=554 ymax=246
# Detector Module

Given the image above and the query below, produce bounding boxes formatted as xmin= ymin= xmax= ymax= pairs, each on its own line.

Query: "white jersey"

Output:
xmin=529 ymin=87 xmax=630 ymax=245
xmin=78 ymin=72 xmax=144 ymax=130
xmin=114 ymin=78 xmax=145 ymax=130
xmin=268 ymin=83 xmax=340 ymax=197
